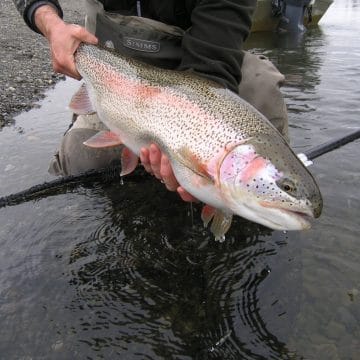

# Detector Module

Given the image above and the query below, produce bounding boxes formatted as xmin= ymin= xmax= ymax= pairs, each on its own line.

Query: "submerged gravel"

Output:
xmin=0 ymin=0 xmax=83 ymax=126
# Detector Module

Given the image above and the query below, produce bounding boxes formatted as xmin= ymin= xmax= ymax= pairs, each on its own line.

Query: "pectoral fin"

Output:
xmin=201 ymin=204 xmax=216 ymax=227
xmin=69 ymin=83 xmax=96 ymax=115
xmin=175 ymin=143 xmax=247 ymax=187
xmin=201 ymin=205 xmax=233 ymax=242
xmin=175 ymin=147 xmax=215 ymax=184
xmin=83 ymin=130 xmax=123 ymax=148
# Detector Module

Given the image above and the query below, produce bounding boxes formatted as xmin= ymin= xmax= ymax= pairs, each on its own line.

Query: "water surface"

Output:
xmin=0 ymin=0 xmax=359 ymax=358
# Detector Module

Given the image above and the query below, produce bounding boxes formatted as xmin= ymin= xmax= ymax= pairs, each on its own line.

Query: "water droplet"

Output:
xmin=215 ymin=235 xmax=226 ymax=243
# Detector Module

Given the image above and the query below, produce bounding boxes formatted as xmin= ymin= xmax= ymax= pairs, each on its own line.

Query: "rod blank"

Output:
xmin=304 ymin=129 xmax=360 ymax=160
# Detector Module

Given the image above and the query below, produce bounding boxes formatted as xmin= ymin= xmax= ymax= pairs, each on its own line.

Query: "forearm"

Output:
xmin=12 ymin=0 xmax=63 ymax=33
xmin=179 ymin=0 xmax=256 ymax=92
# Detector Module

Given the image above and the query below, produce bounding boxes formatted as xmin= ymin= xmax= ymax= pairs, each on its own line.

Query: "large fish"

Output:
xmin=70 ymin=44 xmax=323 ymax=241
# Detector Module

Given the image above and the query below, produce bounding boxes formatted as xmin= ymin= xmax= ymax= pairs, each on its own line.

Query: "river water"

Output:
xmin=0 ymin=0 xmax=359 ymax=358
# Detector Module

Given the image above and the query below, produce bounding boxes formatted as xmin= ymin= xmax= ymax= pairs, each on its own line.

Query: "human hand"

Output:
xmin=34 ymin=5 xmax=98 ymax=79
xmin=140 ymin=144 xmax=198 ymax=202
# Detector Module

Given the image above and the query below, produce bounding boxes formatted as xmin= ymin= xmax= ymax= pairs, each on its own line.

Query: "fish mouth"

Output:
xmin=261 ymin=200 xmax=314 ymax=218
xmin=276 ymin=208 xmax=313 ymax=230
xmin=259 ymin=200 xmax=314 ymax=230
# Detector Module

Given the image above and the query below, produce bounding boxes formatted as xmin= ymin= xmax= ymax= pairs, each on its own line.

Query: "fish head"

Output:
xmin=218 ymin=134 xmax=323 ymax=230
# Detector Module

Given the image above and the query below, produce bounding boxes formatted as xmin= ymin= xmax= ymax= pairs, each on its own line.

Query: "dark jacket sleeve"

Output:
xmin=178 ymin=0 xmax=256 ymax=92
xmin=12 ymin=0 xmax=63 ymax=33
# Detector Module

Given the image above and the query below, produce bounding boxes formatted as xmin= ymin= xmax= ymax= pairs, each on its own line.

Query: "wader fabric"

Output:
xmin=49 ymin=0 xmax=288 ymax=176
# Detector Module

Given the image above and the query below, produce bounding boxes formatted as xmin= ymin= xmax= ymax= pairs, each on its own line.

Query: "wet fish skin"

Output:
xmin=71 ymin=44 xmax=323 ymax=240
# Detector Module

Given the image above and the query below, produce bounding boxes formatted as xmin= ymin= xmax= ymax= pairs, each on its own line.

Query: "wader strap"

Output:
xmin=136 ymin=1 xmax=141 ymax=17
xmin=84 ymin=0 xmax=185 ymax=69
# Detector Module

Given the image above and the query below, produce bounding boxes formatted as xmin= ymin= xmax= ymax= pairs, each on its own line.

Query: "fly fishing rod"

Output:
xmin=0 ymin=128 xmax=359 ymax=209
xmin=0 ymin=165 xmax=149 ymax=209
xmin=303 ymin=128 xmax=360 ymax=161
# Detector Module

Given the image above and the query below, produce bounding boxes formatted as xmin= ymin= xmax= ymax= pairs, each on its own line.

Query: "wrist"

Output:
xmin=34 ymin=5 xmax=64 ymax=38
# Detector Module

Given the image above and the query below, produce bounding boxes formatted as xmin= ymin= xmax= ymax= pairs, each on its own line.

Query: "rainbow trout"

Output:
xmin=70 ymin=44 xmax=322 ymax=241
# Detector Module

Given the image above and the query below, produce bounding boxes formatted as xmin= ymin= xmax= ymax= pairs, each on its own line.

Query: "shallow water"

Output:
xmin=0 ymin=0 xmax=359 ymax=358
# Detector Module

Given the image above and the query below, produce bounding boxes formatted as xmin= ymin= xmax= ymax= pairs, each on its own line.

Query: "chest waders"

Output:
xmin=48 ymin=0 xmax=289 ymax=176
xmin=84 ymin=0 xmax=185 ymax=69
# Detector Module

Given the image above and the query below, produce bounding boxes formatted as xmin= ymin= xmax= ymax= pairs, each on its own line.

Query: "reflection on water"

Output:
xmin=246 ymin=28 xmax=326 ymax=134
xmin=0 ymin=0 xmax=360 ymax=358
xmin=1 ymin=178 xmax=298 ymax=359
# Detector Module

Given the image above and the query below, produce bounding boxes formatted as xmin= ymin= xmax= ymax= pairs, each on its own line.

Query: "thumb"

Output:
xmin=82 ymin=31 xmax=98 ymax=45
xmin=71 ymin=25 xmax=98 ymax=45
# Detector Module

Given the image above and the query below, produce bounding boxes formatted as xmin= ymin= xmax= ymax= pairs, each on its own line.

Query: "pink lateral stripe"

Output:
xmin=92 ymin=62 xmax=214 ymax=123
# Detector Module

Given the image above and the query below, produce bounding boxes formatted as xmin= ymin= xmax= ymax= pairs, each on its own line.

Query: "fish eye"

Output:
xmin=277 ymin=178 xmax=297 ymax=195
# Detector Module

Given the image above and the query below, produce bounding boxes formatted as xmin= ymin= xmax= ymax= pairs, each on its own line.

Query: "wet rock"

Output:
xmin=314 ymin=343 xmax=340 ymax=360
xmin=324 ymin=320 xmax=347 ymax=341
xmin=0 ymin=0 xmax=83 ymax=127
xmin=347 ymin=288 xmax=359 ymax=302
xmin=335 ymin=306 xmax=357 ymax=331
xmin=51 ymin=340 xmax=64 ymax=351
xmin=4 ymin=164 xmax=16 ymax=172
xmin=311 ymin=333 xmax=330 ymax=345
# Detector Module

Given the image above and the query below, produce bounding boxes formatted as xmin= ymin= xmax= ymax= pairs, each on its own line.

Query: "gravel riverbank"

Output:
xmin=0 ymin=0 xmax=83 ymax=126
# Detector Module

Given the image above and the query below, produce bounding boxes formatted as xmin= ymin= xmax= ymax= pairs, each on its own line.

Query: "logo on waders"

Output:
xmin=123 ymin=37 xmax=160 ymax=52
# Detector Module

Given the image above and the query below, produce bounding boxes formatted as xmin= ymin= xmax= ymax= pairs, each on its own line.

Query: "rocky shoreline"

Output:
xmin=0 ymin=0 xmax=83 ymax=126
